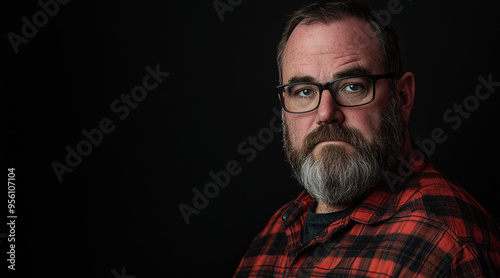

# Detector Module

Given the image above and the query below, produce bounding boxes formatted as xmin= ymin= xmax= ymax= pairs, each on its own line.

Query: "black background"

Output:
xmin=5 ymin=0 xmax=500 ymax=277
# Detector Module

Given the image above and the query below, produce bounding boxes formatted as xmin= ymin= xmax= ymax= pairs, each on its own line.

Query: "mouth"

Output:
xmin=312 ymin=140 xmax=353 ymax=153
xmin=315 ymin=140 xmax=347 ymax=146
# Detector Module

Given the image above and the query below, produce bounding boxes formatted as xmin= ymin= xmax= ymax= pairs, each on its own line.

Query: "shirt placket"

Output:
xmin=283 ymin=214 xmax=352 ymax=277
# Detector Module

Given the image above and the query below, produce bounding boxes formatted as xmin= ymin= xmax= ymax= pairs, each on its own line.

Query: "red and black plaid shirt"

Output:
xmin=234 ymin=152 xmax=500 ymax=277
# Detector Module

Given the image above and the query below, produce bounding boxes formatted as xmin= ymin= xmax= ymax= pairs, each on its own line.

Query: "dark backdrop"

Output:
xmin=5 ymin=0 xmax=500 ymax=277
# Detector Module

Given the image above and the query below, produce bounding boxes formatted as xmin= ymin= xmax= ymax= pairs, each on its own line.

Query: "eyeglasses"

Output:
xmin=276 ymin=74 xmax=396 ymax=114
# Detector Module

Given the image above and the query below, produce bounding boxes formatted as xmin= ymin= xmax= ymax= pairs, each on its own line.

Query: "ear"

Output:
xmin=396 ymin=72 xmax=415 ymax=125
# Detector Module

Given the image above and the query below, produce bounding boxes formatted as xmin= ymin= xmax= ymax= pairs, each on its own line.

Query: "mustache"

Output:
xmin=300 ymin=124 xmax=366 ymax=156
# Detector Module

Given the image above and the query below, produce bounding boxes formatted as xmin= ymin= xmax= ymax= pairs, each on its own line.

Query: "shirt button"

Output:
xmin=282 ymin=212 xmax=289 ymax=221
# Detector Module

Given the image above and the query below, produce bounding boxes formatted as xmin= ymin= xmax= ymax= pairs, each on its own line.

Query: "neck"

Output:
xmin=314 ymin=201 xmax=350 ymax=214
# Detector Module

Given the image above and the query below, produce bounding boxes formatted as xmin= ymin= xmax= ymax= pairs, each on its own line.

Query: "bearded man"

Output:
xmin=234 ymin=1 xmax=500 ymax=277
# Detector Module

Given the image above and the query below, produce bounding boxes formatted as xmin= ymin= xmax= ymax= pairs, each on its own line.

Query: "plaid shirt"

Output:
xmin=234 ymin=152 xmax=500 ymax=277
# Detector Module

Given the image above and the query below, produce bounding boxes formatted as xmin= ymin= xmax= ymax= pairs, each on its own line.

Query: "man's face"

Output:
xmin=281 ymin=17 xmax=405 ymax=207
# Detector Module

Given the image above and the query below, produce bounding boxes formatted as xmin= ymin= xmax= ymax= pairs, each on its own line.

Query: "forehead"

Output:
xmin=282 ymin=17 xmax=383 ymax=82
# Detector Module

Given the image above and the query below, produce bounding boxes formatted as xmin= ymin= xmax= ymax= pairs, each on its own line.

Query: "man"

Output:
xmin=234 ymin=1 xmax=500 ymax=277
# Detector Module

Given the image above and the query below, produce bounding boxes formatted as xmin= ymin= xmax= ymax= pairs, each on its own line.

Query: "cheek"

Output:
xmin=343 ymin=108 xmax=384 ymax=143
xmin=343 ymin=85 xmax=393 ymax=142
xmin=284 ymin=114 xmax=315 ymax=148
xmin=285 ymin=104 xmax=388 ymax=147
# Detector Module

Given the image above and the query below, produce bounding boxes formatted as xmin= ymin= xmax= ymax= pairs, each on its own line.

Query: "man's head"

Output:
xmin=277 ymin=0 xmax=415 ymax=209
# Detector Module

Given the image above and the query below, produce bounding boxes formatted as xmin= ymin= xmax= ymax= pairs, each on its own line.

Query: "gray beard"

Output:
xmin=283 ymin=94 xmax=405 ymax=207
xmin=298 ymin=143 xmax=382 ymax=206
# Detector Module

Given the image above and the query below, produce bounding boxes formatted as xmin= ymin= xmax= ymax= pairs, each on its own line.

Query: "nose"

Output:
xmin=315 ymin=89 xmax=345 ymax=125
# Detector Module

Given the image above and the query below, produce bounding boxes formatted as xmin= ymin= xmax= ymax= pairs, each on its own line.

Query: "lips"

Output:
xmin=314 ymin=140 xmax=350 ymax=152
xmin=318 ymin=139 xmax=344 ymax=143
xmin=315 ymin=140 xmax=344 ymax=146
xmin=314 ymin=138 xmax=347 ymax=146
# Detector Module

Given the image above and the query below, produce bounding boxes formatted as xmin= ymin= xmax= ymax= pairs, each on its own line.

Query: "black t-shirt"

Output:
xmin=302 ymin=203 xmax=357 ymax=246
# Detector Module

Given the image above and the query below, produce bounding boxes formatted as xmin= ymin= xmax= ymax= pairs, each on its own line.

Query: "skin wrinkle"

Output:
xmin=282 ymin=22 xmax=382 ymax=84
xmin=285 ymin=57 xmax=363 ymax=84
xmin=287 ymin=65 xmax=373 ymax=84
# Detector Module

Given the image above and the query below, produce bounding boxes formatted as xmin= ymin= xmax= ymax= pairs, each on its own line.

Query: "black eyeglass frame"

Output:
xmin=276 ymin=73 xmax=397 ymax=114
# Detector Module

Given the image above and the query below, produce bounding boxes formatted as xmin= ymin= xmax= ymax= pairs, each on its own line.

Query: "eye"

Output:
xmin=344 ymin=83 xmax=363 ymax=93
xmin=287 ymin=85 xmax=317 ymax=98
xmin=297 ymin=89 xmax=315 ymax=97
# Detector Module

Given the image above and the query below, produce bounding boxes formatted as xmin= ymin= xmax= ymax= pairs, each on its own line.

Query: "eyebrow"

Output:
xmin=287 ymin=66 xmax=373 ymax=84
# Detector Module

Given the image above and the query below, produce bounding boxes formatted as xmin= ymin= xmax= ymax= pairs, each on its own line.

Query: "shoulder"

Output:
xmin=398 ymin=168 xmax=500 ymax=275
xmin=407 ymin=169 xmax=500 ymax=244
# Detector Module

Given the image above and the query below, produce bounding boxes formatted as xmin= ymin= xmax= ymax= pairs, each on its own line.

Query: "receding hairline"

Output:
xmin=279 ymin=16 xmax=383 ymax=79
xmin=278 ymin=13 xmax=382 ymax=80
xmin=277 ymin=0 xmax=403 ymax=85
